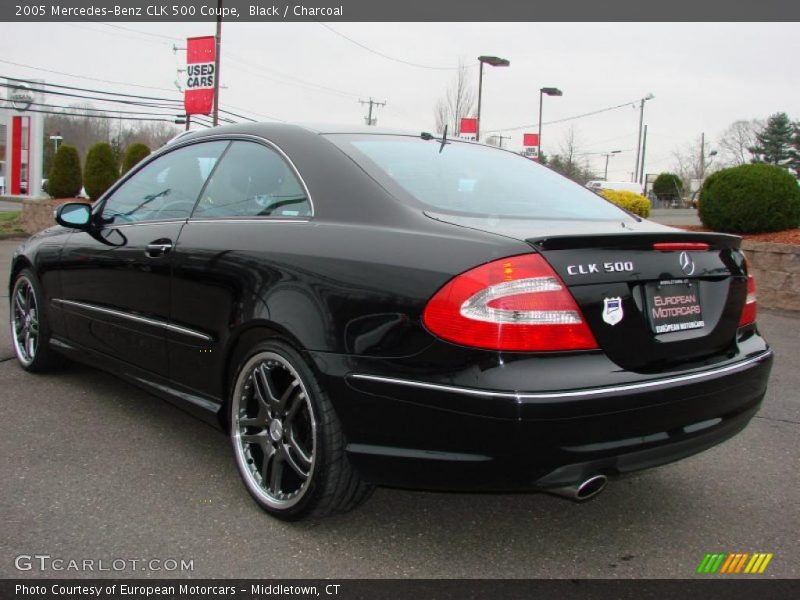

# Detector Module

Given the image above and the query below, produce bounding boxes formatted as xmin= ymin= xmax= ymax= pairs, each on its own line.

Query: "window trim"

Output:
xmin=95 ymin=139 xmax=231 ymax=226
xmin=189 ymin=137 xmax=314 ymax=221
xmin=92 ymin=133 xmax=315 ymax=228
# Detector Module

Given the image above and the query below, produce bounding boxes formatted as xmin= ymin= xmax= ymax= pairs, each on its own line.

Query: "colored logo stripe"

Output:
xmin=697 ymin=553 xmax=773 ymax=574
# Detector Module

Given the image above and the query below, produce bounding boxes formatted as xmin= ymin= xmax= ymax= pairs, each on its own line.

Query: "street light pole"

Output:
xmin=633 ymin=93 xmax=654 ymax=182
xmin=475 ymin=55 xmax=510 ymax=143
xmin=538 ymin=87 xmax=563 ymax=161
xmin=603 ymin=150 xmax=621 ymax=180
xmin=49 ymin=134 xmax=63 ymax=155
xmin=476 ymin=61 xmax=484 ymax=143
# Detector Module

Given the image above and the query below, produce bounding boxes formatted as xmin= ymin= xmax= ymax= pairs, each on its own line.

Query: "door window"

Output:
xmin=102 ymin=141 xmax=228 ymax=224
xmin=193 ymin=141 xmax=310 ymax=218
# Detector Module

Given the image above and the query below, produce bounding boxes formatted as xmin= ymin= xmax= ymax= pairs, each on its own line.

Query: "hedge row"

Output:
xmin=47 ymin=142 xmax=151 ymax=200
xmin=600 ymin=189 xmax=651 ymax=218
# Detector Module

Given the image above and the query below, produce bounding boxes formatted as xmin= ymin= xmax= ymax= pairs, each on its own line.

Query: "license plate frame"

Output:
xmin=645 ymin=279 xmax=705 ymax=335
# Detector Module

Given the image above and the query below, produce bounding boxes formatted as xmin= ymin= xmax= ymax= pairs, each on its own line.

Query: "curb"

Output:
xmin=0 ymin=232 xmax=28 ymax=241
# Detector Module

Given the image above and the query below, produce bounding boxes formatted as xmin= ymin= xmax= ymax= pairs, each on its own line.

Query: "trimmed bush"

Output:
xmin=698 ymin=164 xmax=800 ymax=233
xmin=84 ymin=142 xmax=120 ymax=201
xmin=122 ymin=142 xmax=151 ymax=174
xmin=47 ymin=145 xmax=82 ymax=198
xmin=600 ymin=189 xmax=651 ymax=218
xmin=653 ymin=172 xmax=683 ymax=202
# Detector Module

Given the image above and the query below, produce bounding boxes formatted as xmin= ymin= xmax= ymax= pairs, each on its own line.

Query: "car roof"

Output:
xmin=175 ymin=121 xmax=424 ymax=143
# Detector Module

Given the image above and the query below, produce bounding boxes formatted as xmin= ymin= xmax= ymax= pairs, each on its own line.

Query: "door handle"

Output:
xmin=145 ymin=240 xmax=173 ymax=258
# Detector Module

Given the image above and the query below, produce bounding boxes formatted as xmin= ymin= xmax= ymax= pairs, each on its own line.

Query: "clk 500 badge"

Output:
xmin=567 ymin=261 xmax=634 ymax=275
xmin=602 ymin=297 xmax=624 ymax=326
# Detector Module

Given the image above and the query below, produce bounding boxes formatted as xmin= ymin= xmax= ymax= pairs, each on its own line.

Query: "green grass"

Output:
xmin=0 ymin=210 xmax=23 ymax=233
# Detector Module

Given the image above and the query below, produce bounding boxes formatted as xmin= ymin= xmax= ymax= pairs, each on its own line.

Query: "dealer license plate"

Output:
xmin=645 ymin=279 xmax=705 ymax=334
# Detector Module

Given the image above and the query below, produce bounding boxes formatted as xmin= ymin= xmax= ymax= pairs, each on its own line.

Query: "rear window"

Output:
xmin=328 ymin=134 xmax=631 ymax=220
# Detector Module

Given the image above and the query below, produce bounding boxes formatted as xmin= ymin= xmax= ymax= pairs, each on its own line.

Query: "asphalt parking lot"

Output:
xmin=1 ymin=237 xmax=798 ymax=579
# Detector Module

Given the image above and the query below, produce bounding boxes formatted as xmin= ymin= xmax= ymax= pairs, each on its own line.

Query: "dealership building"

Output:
xmin=0 ymin=78 xmax=45 ymax=196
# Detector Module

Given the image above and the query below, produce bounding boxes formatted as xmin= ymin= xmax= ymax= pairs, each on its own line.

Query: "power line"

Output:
xmin=3 ymin=100 xmax=183 ymax=119
xmin=0 ymin=77 xmax=243 ymax=124
xmin=2 ymin=64 xmax=282 ymax=123
xmin=317 ymin=22 xmax=463 ymax=70
xmin=485 ymin=99 xmax=640 ymax=134
xmin=0 ymin=58 xmax=177 ymax=93
xmin=225 ymin=55 xmax=361 ymax=100
xmin=10 ymin=106 xmax=177 ymax=123
xmin=3 ymin=75 xmax=183 ymax=103
xmin=97 ymin=22 xmax=183 ymax=42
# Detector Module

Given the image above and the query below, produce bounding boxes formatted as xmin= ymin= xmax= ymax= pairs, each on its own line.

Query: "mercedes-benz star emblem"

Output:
xmin=679 ymin=251 xmax=696 ymax=276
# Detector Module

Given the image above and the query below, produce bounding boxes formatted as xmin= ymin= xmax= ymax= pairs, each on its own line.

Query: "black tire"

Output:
xmin=229 ymin=339 xmax=373 ymax=520
xmin=9 ymin=268 xmax=61 ymax=373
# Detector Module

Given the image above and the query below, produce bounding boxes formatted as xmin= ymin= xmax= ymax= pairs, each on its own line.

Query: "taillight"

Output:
xmin=739 ymin=269 xmax=757 ymax=327
xmin=422 ymin=254 xmax=598 ymax=351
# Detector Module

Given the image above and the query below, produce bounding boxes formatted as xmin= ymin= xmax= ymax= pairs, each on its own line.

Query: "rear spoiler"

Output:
xmin=528 ymin=232 xmax=742 ymax=252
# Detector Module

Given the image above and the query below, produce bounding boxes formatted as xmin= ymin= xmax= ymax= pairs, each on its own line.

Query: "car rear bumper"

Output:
xmin=312 ymin=338 xmax=773 ymax=492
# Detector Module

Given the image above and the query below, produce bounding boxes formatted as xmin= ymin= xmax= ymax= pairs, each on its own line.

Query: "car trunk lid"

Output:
xmin=426 ymin=213 xmax=748 ymax=371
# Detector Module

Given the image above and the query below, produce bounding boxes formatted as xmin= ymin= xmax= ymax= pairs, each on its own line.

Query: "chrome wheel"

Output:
xmin=232 ymin=351 xmax=316 ymax=509
xmin=11 ymin=276 xmax=39 ymax=366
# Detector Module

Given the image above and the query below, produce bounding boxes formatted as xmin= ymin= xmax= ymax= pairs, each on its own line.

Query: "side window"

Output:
xmin=102 ymin=141 xmax=228 ymax=224
xmin=193 ymin=141 xmax=310 ymax=218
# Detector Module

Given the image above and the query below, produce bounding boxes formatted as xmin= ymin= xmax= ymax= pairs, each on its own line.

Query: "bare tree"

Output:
xmin=433 ymin=63 xmax=476 ymax=134
xmin=671 ymin=135 xmax=724 ymax=197
xmin=547 ymin=127 xmax=596 ymax=184
xmin=717 ymin=119 xmax=763 ymax=166
xmin=43 ymin=106 xmax=180 ymax=176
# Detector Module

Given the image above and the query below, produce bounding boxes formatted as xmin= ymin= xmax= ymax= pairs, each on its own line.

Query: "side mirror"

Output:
xmin=55 ymin=202 xmax=93 ymax=230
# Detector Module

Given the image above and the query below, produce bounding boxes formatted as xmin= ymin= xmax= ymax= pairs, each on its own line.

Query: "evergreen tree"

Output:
xmin=84 ymin=143 xmax=120 ymax=201
xmin=749 ymin=112 xmax=795 ymax=170
xmin=47 ymin=145 xmax=82 ymax=198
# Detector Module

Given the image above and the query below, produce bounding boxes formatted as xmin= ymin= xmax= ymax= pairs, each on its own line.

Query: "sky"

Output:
xmin=1 ymin=21 xmax=798 ymax=180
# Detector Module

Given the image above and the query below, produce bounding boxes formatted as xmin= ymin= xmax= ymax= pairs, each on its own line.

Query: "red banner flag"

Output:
xmin=523 ymin=133 xmax=540 ymax=147
xmin=184 ymin=36 xmax=216 ymax=116
xmin=459 ymin=117 xmax=478 ymax=134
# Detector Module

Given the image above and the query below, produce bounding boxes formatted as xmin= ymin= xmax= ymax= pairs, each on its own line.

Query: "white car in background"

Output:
xmin=586 ymin=180 xmax=645 ymax=195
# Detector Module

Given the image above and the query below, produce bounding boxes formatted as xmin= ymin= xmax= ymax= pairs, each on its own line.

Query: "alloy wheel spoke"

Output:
xmin=25 ymin=331 xmax=34 ymax=358
xmin=16 ymin=287 xmax=28 ymax=312
xmin=14 ymin=291 xmax=26 ymax=316
xmin=239 ymin=416 xmax=264 ymax=428
xmin=284 ymin=391 xmax=306 ymax=425
xmin=240 ymin=431 xmax=267 ymax=446
xmin=268 ymin=449 xmax=284 ymax=492
xmin=278 ymin=380 xmax=300 ymax=413
xmin=251 ymin=366 xmax=271 ymax=409
xmin=260 ymin=444 xmax=277 ymax=483
xmin=284 ymin=436 xmax=312 ymax=476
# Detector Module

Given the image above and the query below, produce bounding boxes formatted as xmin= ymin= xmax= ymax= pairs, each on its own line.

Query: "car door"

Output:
xmin=57 ymin=140 xmax=229 ymax=376
xmin=168 ymin=139 xmax=313 ymax=398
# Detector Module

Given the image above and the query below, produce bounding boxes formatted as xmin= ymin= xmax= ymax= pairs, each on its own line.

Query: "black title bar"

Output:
xmin=2 ymin=0 xmax=799 ymax=22
xmin=3 ymin=579 xmax=800 ymax=600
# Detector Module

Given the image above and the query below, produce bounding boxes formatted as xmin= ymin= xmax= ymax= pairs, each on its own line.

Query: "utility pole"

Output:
xmin=699 ymin=131 xmax=706 ymax=179
xmin=496 ymin=134 xmax=511 ymax=148
xmin=638 ymin=124 xmax=648 ymax=184
xmin=633 ymin=93 xmax=654 ymax=182
xmin=359 ymin=97 xmax=386 ymax=126
xmin=212 ymin=0 xmax=223 ymax=126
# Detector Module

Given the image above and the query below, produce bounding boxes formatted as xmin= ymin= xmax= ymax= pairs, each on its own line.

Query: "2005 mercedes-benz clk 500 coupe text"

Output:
xmin=9 ymin=124 xmax=773 ymax=520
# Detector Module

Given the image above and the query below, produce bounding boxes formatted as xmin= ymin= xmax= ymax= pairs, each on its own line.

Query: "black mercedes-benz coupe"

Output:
xmin=9 ymin=124 xmax=772 ymax=520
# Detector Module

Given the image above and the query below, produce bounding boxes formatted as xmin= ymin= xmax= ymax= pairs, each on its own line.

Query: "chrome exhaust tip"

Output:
xmin=547 ymin=474 xmax=608 ymax=502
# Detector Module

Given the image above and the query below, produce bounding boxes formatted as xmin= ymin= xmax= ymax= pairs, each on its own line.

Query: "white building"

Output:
xmin=1 ymin=78 xmax=45 ymax=196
